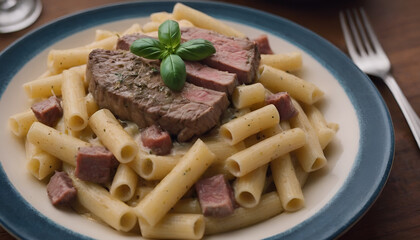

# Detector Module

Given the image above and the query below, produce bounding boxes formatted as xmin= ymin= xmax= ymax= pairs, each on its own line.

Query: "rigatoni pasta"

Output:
xmin=89 ymin=109 xmax=138 ymax=163
xmin=7 ymin=3 xmax=340 ymax=239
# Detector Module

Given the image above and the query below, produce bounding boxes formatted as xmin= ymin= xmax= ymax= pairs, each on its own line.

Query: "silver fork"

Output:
xmin=339 ymin=8 xmax=420 ymax=149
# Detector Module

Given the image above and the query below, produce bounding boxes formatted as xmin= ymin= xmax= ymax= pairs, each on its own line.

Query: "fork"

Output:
xmin=339 ymin=8 xmax=420 ymax=149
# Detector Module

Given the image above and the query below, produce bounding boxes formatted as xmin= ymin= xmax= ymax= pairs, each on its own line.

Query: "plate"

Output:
xmin=0 ymin=1 xmax=394 ymax=240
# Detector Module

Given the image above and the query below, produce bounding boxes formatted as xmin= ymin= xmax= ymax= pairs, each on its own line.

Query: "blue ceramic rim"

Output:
xmin=0 ymin=1 xmax=394 ymax=240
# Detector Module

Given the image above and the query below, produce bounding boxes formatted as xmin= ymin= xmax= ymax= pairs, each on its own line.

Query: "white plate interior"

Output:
xmin=0 ymin=17 xmax=359 ymax=240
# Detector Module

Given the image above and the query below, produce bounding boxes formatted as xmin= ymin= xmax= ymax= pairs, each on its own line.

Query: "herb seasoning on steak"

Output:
xmin=117 ymin=33 xmax=239 ymax=95
xmin=87 ymin=49 xmax=229 ymax=142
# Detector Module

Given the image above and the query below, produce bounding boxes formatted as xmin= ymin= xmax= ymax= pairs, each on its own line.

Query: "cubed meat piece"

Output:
xmin=141 ymin=125 xmax=173 ymax=155
xmin=266 ymin=92 xmax=298 ymax=120
xmin=253 ymin=34 xmax=274 ymax=54
xmin=75 ymin=146 xmax=119 ymax=184
xmin=47 ymin=171 xmax=77 ymax=206
xmin=31 ymin=96 xmax=63 ymax=127
xmin=195 ymin=174 xmax=235 ymax=217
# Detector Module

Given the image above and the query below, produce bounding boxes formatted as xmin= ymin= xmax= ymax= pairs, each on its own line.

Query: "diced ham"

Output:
xmin=141 ymin=125 xmax=172 ymax=155
xmin=75 ymin=146 xmax=119 ymax=184
xmin=185 ymin=61 xmax=238 ymax=95
xmin=31 ymin=96 xmax=63 ymax=127
xmin=266 ymin=92 xmax=298 ymax=120
xmin=253 ymin=34 xmax=274 ymax=54
xmin=195 ymin=174 xmax=235 ymax=217
xmin=47 ymin=171 xmax=77 ymax=206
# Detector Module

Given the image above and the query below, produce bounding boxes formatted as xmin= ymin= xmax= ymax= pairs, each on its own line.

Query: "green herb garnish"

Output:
xmin=130 ymin=20 xmax=216 ymax=91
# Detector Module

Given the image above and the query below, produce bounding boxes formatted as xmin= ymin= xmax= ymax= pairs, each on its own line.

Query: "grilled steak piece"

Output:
xmin=195 ymin=174 xmax=235 ymax=217
xmin=47 ymin=171 xmax=77 ymax=206
xmin=181 ymin=27 xmax=260 ymax=84
xmin=266 ymin=92 xmax=297 ymax=121
xmin=253 ymin=34 xmax=274 ymax=54
xmin=117 ymin=34 xmax=238 ymax=95
xmin=141 ymin=125 xmax=173 ymax=155
xmin=184 ymin=61 xmax=237 ymax=95
xmin=31 ymin=96 xmax=63 ymax=127
xmin=87 ymin=49 xmax=229 ymax=142
xmin=75 ymin=146 xmax=119 ymax=184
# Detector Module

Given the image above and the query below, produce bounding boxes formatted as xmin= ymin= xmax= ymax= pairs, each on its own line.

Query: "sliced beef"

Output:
xmin=87 ymin=49 xmax=229 ymax=142
xmin=253 ymin=34 xmax=274 ymax=54
xmin=31 ymin=96 xmax=63 ymax=127
xmin=184 ymin=61 xmax=237 ymax=95
xmin=141 ymin=125 xmax=172 ymax=155
xmin=117 ymin=34 xmax=238 ymax=95
xmin=181 ymin=27 xmax=260 ymax=84
xmin=75 ymin=146 xmax=119 ymax=184
xmin=195 ymin=174 xmax=235 ymax=217
xmin=47 ymin=171 xmax=77 ymax=206
xmin=266 ymin=92 xmax=298 ymax=121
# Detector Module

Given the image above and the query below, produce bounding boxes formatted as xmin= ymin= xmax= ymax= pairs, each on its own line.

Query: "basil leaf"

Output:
xmin=160 ymin=54 xmax=186 ymax=91
xmin=176 ymin=39 xmax=216 ymax=61
xmin=130 ymin=38 xmax=164 ymax=59
xmin=158 ymin=20 xmax=181 ymax=50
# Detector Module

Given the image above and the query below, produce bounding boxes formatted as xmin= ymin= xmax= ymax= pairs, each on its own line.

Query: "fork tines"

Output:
xmin=339 ymin=8 xmax=384 ymax=58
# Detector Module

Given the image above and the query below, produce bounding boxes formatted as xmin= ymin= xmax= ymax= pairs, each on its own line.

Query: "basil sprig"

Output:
xmin=130 ymin=20 xmax=216 ymax=91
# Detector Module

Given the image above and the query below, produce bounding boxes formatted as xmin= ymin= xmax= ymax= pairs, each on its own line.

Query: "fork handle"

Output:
xmin=383 ymin=74 xmax=420 ymax=149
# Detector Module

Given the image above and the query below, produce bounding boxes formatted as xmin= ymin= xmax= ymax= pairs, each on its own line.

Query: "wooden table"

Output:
xmin=1 ymin=0 xmax=419 ymax=239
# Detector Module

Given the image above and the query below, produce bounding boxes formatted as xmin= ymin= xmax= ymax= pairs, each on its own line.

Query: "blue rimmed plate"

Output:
xmin=0 ymin=1 xmax=394 ymax=239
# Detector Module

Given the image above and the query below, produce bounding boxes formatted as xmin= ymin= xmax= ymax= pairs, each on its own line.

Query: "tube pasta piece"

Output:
xmin=23 ymin=65 xmax=86 ymax=99
xmin=233 ymin=164 xmax=268 ymax=208
xmin=172 ymin=3 xmax=246 ymax=38
xmin=8 ymin=109 xmax=37 ymax=137
xmin=23 ymin=74 xmax=62 ymax=98
xmin=290 ymin=99 xmax=327 ymax=172
xmin=139 ymin=213 xmax=204 ymax=240
xmin=62 ymin=70 xmax=88 ymax=131
xmin=47 ymin=48 xmax=92 ymax=74
xmin=134 ymin=139 xmax=215 ymax=226
xmin=220 ymin=104 xmax=280 ymax=145
xmin=126 ymin=186 xmax=153 ymax=207
xmin=142 ymin=21 xmax=160 ymax=33
xmin=258 ymin=65 xmax=324 ymax=105
xmin=27 ymin=122 xmax=90 ymax=166
xmin=303 ymin=103 xmax=339 ymax=149
xmin=226 ymin=128 xmax=306 ymax=177
xmin=271 ymin=153 xmax=304 ymax=212
xmin=232 ymin=83 xmax=265 ymax=109
xmin=150 ymin=11 xmax=174 ymax=23
xmin=83 ymin=35 xmax=118 ymax=50
xmin=110 ymin=164 xmax=138 ymax=202
xmin=25 ymin=139 xmax=61 ymax=180
xmin=260 ymin=52 xmax=303 ymax=72
xmin=63 ymin=164 xmax=137 ymax=232
xmin=94 ymin=29 xmax=117 ymax=41
xmin=89 ymin=109 xmax=138 ymax=163
xmin=127 ymin=153 xmax=181 ymax=180
xmin=171 ymin=198 xmax=202 ymax=214
xmin=202 ymin=137 xmax=245 ymax=179
xmin=204 ymin=191 xmax=283 ymax=235
xmin=243 ymin=124 xmax=282 ymax=147
xmin=122 ymin=23 xmax=143 ymax=35
xmin=84 ymin=93 xmax=98 ymax=117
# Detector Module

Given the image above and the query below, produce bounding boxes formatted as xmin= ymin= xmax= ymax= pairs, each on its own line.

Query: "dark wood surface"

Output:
xmin=1 ymin=0 xmax=419 ymax=239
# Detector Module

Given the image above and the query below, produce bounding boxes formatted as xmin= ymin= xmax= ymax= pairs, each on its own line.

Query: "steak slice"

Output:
xmin=87 ymin=49 xmax=229 ymax=142
xmin=117 ymin=34 xmax=238 ymax=95
xmin=181 ymin=27 xmax=260 ymax=84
